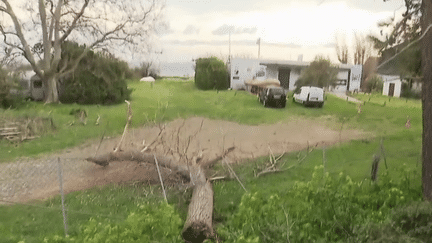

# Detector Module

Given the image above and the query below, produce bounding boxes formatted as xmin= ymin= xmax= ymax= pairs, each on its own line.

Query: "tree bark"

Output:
xmin=44 ymin=76 xmax=59 ymax=103
xmin=182 ymin=180 xmax=213 ymax=243
xmin=422 ymin=0 xmax=432 ymax=201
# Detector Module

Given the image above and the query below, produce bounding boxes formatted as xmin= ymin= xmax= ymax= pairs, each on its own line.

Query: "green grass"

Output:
xmin=0 ymin=79 xmax=424 ymax=242
xmin=353 ymin=93 xmax=421 ymax=108
xmin=1 ymin=80 xmax=422 ymax=161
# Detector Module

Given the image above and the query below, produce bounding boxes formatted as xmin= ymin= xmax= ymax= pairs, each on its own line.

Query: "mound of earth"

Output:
xmin=0 ymin=116 xmax=369 ymax=203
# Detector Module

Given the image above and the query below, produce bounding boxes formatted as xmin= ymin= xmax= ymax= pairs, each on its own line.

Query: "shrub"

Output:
xmin=194 ymin=57 xmax=229 ymax=90
xmin=218 ymin=166 xmax=422 ymax=242
xmin=364 ymin=74 xmax=384 ymax=93
xmin=43 ymin=202 xmax=183 ymax=242
xmin=294 ymin=56 xmax=338 ymax=91
xmin=0 ymin=67 xmax=12 ymax=108
xmin=401 ymin=82 xmax=421 ymax=99
xmin=58 ymin=42 xmax=132 ymax=105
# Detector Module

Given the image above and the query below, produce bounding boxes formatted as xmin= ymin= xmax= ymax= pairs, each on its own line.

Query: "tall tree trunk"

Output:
xmin=44 ymin=76 xmax=59 ymax=103
xmin=422 ymin=0 xmax=432 ymax=201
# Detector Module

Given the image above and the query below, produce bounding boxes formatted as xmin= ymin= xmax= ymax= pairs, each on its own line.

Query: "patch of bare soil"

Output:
xmin=0 ymin=117 xmax=369 ymax=203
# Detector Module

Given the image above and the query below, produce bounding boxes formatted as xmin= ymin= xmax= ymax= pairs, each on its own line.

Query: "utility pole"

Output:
xmin=229 ymin=31 xmax=231 ymax=64
xmin=422 ymin=0 xmax=432 ymax=201
xmin=257 ymin=37 xmax=261 ymax=59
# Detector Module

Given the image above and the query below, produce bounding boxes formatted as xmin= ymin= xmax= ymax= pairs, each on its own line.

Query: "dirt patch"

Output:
xmin=0 ymin=116 xmax=369 ymax=203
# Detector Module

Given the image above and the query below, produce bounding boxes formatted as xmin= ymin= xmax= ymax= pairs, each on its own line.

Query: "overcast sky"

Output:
xmin=156 ymin=0 xmax=405 ymax=65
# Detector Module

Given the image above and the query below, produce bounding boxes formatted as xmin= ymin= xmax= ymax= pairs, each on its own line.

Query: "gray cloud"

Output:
xmin=183 ymin=25 xmax=200 ymax=35
xmin=212 ymin=24 xmax=258 ymax=36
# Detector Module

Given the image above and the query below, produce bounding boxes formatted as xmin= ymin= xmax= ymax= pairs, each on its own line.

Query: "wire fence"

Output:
xmin=0 ymin=157 xmax=89 ymax=203
xmin=0 ymin=153 xmax=190 ymax=237
xmin=0 ymin=155 xmax=157 ymax=237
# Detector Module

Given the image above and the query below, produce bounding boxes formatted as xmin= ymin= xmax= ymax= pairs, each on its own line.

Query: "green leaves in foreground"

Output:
xmin=218 ymin=165 xmax=424 ymax=242
xmin=43 ymin=203 xmax=183 ymax=243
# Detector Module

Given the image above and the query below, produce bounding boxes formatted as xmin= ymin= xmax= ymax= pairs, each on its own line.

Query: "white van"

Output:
xmin=293 ymin=86 xmax=324 ymax=107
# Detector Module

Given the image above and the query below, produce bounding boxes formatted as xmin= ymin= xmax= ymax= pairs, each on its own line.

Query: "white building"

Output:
xmin=229 ymin=58 xmax=362 ymax=92
xmin=381 ymin=75 xmax=402 ymax=98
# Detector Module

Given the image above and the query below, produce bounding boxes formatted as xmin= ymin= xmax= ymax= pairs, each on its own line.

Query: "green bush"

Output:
xmin=218 ymin=166 xmax=423 ymax=242
xmin=58 ymin=42 xmax=132 ymax=105
xmin=194 ymin=57 xmax=229 ymax=90
xmin=364 ymin=74 xmax=384 ymax=93
xmin=401 ymin=82 xmax=421 ymax=99
xmin=43 ymin=202 xmax=183 ymax=242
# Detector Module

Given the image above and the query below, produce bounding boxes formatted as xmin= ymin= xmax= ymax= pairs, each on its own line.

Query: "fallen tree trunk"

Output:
xmin=86 ymin=151 xmax=191 ymax=179
xmin=86 ymin=151 xmax=214 ymax=242
xmin=182 ymin=180 xmax=213 ymax=242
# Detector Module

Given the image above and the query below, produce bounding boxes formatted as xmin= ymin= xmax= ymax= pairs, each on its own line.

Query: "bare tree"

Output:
xmin=0 ymin=0 xmax=165 ymax=103
xmin=335 ymin=36 xmax=348 ymax=64
xmin=353 ymin=34 xmax=370 ymax=65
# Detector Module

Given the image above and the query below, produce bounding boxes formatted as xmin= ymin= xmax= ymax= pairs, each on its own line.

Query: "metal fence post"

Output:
xmin=57 ymin=157 xmax=68 ymax=237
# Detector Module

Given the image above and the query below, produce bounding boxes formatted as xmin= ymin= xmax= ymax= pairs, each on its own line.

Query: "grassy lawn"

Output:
xmin=352 ymin=92 xmax=422 ymax=108
xmin=0 ymin=79 xmax=424 ymax=242
xmin=0 ymin=80 xmax=421 ymax=161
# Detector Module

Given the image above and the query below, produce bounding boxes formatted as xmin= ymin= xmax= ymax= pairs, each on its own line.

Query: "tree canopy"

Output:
xmin=295 ymin=56 xmax=338 ymax=90
xmin=368 ymin=0 xmax=422 ymax=77
xmin=0 ymin=0 xmax=165 ymax=103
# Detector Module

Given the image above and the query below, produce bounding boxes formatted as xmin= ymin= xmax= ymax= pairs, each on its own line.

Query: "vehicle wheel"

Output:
xmin=318 ymin=102 xmax=324 ymax=108
xmin=263 ymin=100 xmax=267 ymax=107
xmin=281 ymin=102 xmax=286 ymax=108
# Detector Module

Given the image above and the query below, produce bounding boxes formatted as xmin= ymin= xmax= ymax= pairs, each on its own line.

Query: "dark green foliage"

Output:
xmin=364 ymin=74 xmax=384 ymax=93
xmin=194 ymin=57 xmax=229 ymax=90
xmin=42 ymin=202 xmax=183 ymax=242
xmin=391 ymin=201 xmax=432 ymax=241
xmin=0 ymin=67 xmax=26 ymax=109
xmin=58 ymin=42 xmax=132 ymax=105
xmin=218 ymin=166 xmax=423 ymax=242
xmin=294 ymin=56 xmax=338 ymax=92
xmin=0 ymin=66 xmax=12 ymax=108
xmin=401 ymin=81 xmax=421 ymax=99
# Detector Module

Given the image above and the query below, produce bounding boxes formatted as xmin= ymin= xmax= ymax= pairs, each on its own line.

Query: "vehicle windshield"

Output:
xmin=269 ymin=88 xmax=284 ymax=95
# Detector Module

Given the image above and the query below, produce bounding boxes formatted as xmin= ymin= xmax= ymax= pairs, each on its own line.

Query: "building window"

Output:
xmin=336 ymin=79 xmax=347 ymax=86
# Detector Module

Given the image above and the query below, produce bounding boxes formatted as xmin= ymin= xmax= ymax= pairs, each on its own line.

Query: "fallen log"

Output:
xmin=182 ymin=180 xmax=213 ymax=242
xmin=86 ymin=151 xmax=214 ymax=242
xmin=86 ymin=151 xmax=191 ymax=179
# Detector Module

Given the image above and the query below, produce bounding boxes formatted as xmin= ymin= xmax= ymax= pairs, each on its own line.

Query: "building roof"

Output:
xmin=258 ymin=59 xmax=356 ymax=70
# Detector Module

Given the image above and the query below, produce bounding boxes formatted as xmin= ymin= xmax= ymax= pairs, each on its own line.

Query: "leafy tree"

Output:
xmin=0 ymin=65 xmax=11 ymax=108
xmin=373 ymin=0 xmax=432 ymax=201
xmin=194 ymin=57 xmax=229 ymax=90
xmin=0 ymin=0 xmax=165 ymax=103
xmin=368 ymin=0 xmax=422 ymax=78
xmin=364 ymin=74 xmax=384 ymax=93
xmin=59 ymin=42 xmax=132 ymax=105
xmin=294 ymin=56 xmax=338 ymax=91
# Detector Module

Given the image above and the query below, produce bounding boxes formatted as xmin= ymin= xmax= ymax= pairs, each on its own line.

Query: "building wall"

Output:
xmin=266 ymin=65 xmax=278 ymax=80
xmin=381 ymin=75 xmax=402 ymax=97
xmin=230 ymin=58 xmax=261 ymax=89
xmin=289 ymin=69 xmax=301 ymax=90
xmin=332 ymin=70 xmax=349 ymax=92
xmin=349 ymin=65 xmax=362 ymax=91
xmin=230 ymin=58 xmax=362 ymax=92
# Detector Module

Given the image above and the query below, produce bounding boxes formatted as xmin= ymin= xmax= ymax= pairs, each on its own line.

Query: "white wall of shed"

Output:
xmin=383 ymin=80 xmax=402 ymax=97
